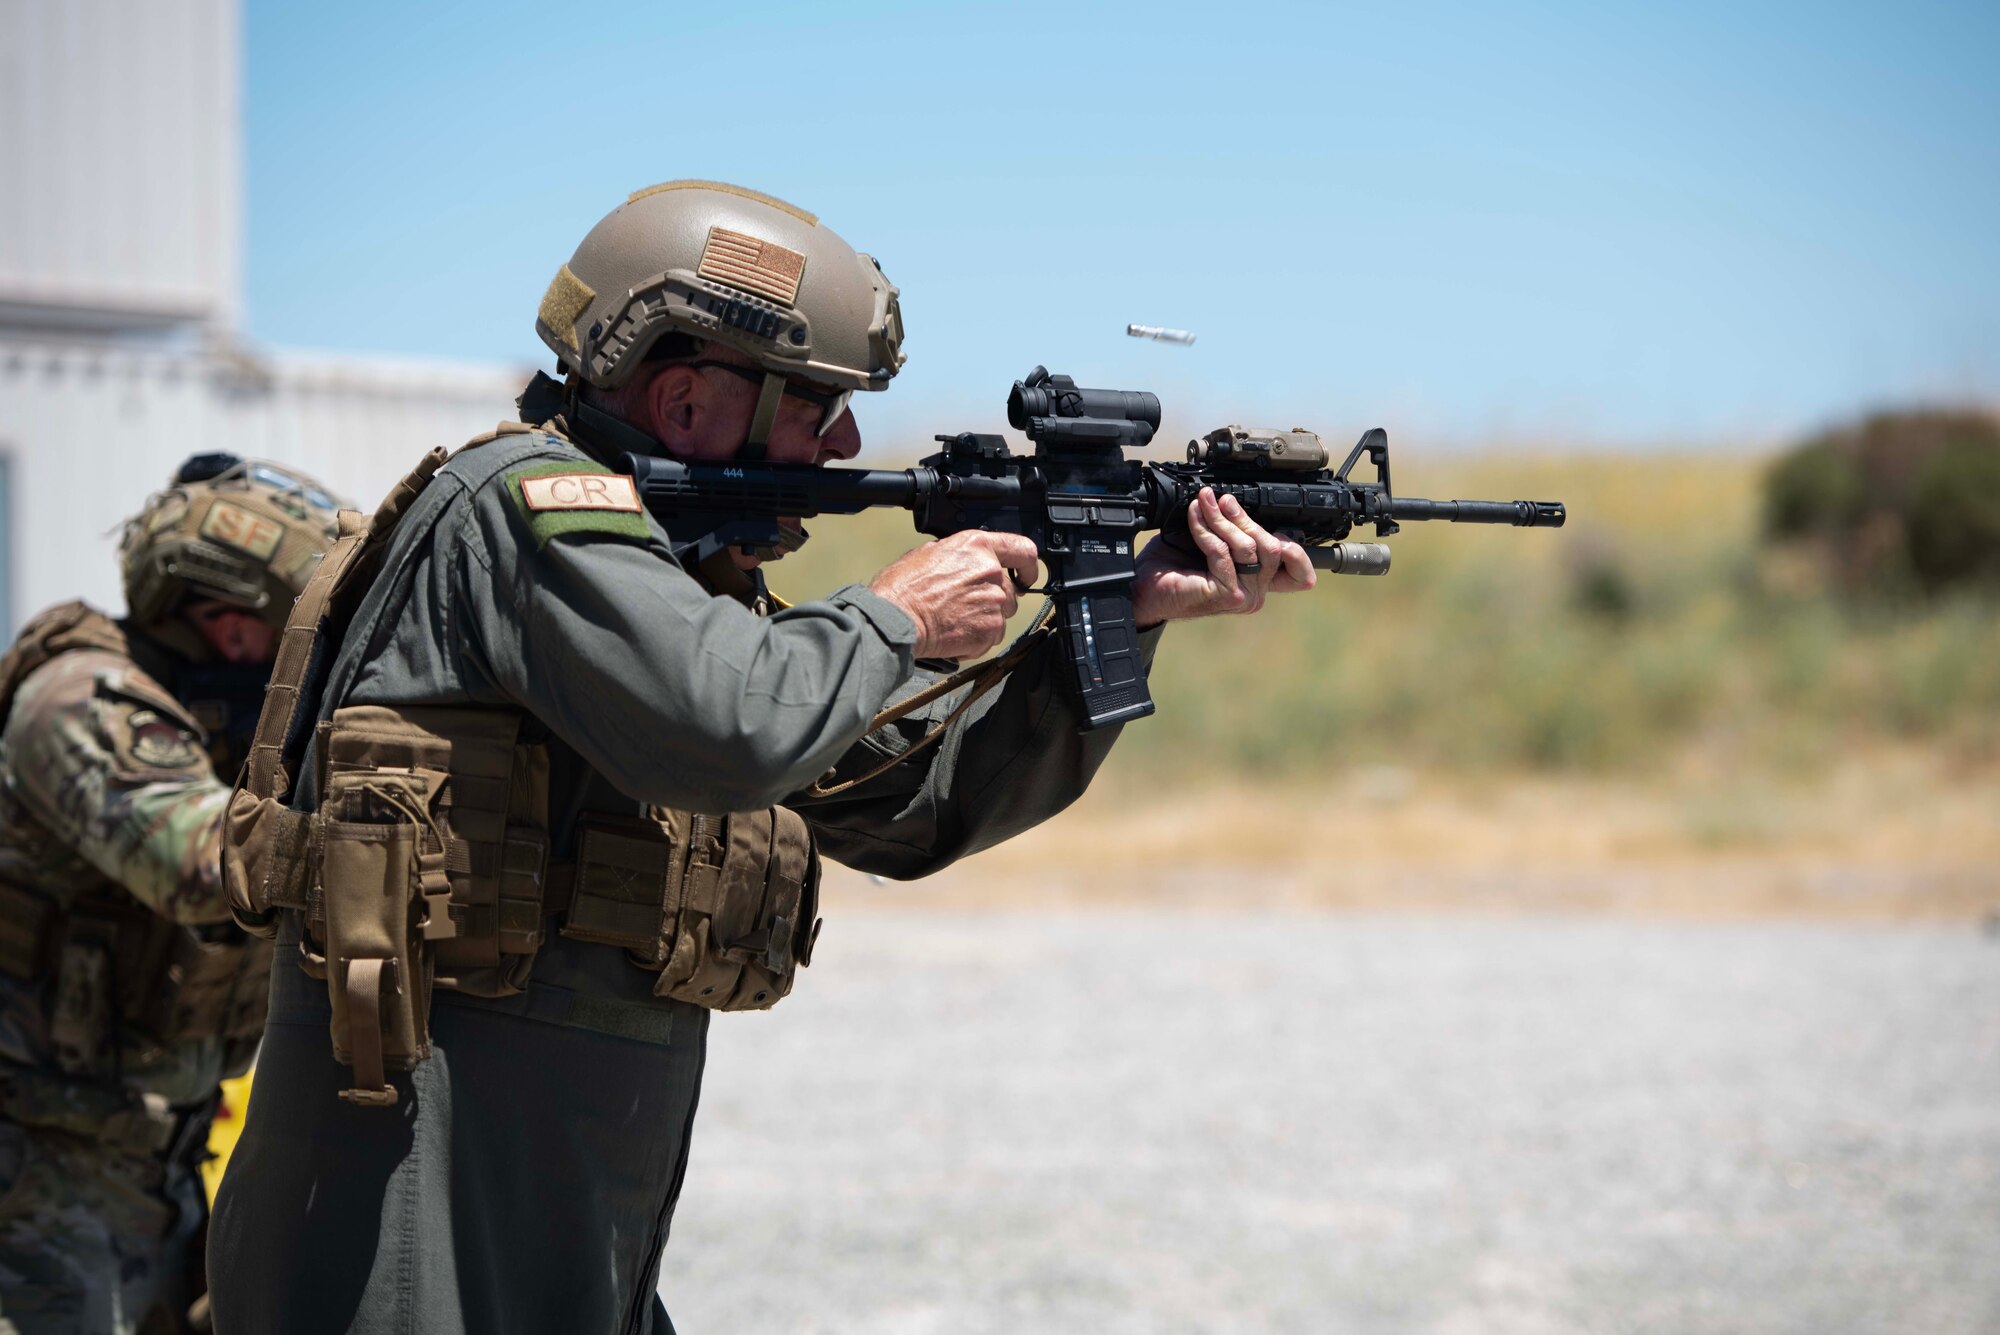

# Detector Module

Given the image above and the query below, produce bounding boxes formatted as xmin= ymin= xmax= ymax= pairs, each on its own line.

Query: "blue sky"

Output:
xmin=245 ymin=0 xmax=1998 ymax=455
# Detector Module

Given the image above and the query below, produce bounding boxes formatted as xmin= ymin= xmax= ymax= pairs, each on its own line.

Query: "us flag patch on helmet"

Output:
xmin=698 ymin=227 xmax=807 ymax=306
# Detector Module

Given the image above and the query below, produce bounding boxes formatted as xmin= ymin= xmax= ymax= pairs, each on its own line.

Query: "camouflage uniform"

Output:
xmin=0 ymin=609 xmax=242 ymax=1335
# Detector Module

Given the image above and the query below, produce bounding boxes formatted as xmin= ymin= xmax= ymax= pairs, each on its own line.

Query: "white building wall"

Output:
xmin=0 ymin=337 xmax=527 ymax=632
xmin=0 ymin=0 xmax=241 ymax=330
xmin=0 ymin=0 xmax=534 ymax=636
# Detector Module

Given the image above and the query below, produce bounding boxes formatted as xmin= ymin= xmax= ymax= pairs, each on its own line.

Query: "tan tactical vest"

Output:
xmin=0 ymin=603 xmax=274 ymax=1076
xmin=226 ymin=428 xmax=821 ymax=1107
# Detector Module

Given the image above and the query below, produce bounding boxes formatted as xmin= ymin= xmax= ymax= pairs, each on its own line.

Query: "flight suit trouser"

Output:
xmin=208 ymin=923 xmax=708 ymax=1335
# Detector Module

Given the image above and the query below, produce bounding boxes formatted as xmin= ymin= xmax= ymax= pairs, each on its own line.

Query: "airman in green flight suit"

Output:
xmin=208 ymin=181 xmax=1315 ymax=1335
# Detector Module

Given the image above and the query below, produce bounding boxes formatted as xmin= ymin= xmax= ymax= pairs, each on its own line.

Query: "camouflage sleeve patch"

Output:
xmin=2 ymin=653 xmax=232 ymax=924
xmin=504 ymin=461 xmax=651 ymax=549
xmin=94 ymin=677 xmax=210 ymax=780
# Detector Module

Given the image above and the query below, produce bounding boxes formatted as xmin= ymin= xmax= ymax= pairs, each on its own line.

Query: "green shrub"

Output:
xmin=1907 ymin=438 xmax=2000 ymax=591
xmin=1566 ymin=532 xmax=1638 ymax=623
xmin=1763 ymin=438 xmax=1865 ymax=539
xmin=1762 ymin=409 xmax=2000 ymax=595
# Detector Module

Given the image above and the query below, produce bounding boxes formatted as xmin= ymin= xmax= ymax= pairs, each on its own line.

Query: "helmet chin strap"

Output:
xmin=731 ymin=373 xmax=799 ymax=557
xmin=741 ymin=371 xmax=786 ymax=463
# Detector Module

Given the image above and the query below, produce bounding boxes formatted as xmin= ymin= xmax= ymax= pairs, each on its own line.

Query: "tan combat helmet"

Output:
xmin=119 ymin=454 xmax=346 ymax=654
xmin=535 ymin=180 xmax=905 ymax=451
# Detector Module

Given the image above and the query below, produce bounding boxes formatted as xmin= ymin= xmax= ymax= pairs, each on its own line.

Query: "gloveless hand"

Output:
xmin=1131 ymin=487 xmax=1316 ymax=627
xmin=869 ymin=530 xmax=1042 ymax=660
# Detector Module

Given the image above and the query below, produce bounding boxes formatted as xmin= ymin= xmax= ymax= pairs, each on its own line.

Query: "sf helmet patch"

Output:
xmin=198 ymin=500 xmax=286 ymax=561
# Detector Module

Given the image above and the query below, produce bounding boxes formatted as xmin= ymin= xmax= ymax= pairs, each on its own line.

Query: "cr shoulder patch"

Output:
xmin=505 ymin=461 xmax=651 ymax=549
xmin=520 ymin=473 xmax=641 ymax=515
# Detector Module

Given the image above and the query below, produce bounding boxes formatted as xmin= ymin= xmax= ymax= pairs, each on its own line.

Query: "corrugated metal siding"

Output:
xmin=0 ymin=338 xmax=528 ymax=633
xmin=0 ymin=0 xmax=240 ymax=328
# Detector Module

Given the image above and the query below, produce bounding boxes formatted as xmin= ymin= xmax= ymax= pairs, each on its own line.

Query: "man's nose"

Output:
xmin=817 ymin=410 xmax=862 ymax=463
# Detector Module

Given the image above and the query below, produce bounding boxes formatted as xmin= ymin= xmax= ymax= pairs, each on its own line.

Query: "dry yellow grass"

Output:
xmin=825 ymin=746 xmax=2000 ymax=920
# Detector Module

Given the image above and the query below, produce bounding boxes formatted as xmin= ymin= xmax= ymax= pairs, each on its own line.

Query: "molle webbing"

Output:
xmin=559 ymin=806 xmax=819 ymax=1012
xmin=317 ymin=705 xmax=551 ymax=977
xmin=306 ymin=704 xmax=553 ymax=1105
xmin=0 ymin=885 xmax=273 ymax=1051
xmin=226 ymin=425 xmax=537 ymax=926
xmin=75 ymin=892 xmax=272 ymax=1046
xmin=0 ymin=883 xmax=59 ymax=981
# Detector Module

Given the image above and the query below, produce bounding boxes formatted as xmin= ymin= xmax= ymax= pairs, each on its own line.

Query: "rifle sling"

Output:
xmin=806 ymin=607 xmax=1054 ymax=799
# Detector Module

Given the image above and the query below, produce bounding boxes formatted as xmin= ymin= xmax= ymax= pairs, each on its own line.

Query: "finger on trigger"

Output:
xmin=989 ymin=530 xmax=1041 ymax=573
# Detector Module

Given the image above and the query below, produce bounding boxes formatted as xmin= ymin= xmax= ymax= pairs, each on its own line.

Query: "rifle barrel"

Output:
xmin=627 ymin=456 xmax=920 ymax=515
xmin=1390 ymin=498 xmax=1566 ymax=527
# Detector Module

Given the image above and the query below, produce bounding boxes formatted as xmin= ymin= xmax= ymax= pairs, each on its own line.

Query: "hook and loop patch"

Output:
xmin=504 ymin=463 xmax=649 ymax=548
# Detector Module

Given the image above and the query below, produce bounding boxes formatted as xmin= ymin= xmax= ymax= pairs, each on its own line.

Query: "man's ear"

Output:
xmin=646 ymin=366 xmax=706 ymax=448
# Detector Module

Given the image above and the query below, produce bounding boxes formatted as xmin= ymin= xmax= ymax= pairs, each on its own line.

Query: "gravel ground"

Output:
xmin=662 ymin=912 xmax=2000 ymax=1334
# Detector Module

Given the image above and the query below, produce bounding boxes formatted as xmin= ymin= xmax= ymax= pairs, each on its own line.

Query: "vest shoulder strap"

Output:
xmin=242 ymin=425 xmax=535 ymax=802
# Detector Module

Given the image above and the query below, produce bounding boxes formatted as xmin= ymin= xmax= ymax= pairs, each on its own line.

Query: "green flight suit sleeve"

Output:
xmin=454 ymin=470 xmax=921 ymax=814
xmin=1 ymin=652 xmax=231 ymax=924
xmin=789 ymin=619 xmax=1164 ymax=879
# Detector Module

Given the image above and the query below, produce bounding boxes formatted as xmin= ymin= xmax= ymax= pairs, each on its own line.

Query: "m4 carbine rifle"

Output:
xmin=624 ymin=366 xmax=1566 ymax=731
